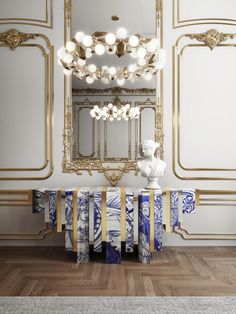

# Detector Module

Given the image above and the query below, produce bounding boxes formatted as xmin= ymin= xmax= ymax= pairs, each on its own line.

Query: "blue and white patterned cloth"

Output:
xmin=182 ymin=190 xmax=195 ymax=214
xmin=138 ymin=191 xmax=151 ymax=264
xmin=171 ymin=190 xmax=179 ymax=228
xmin=65 ymin=190 xmax=73 ymax=251
xmin=106 ymin=188 xmax=121 ymax=264
xmin=77 ymin=190 xmax=90 ymax=264
xmin=154 ymin=191 xmax=163 ymax=251
xmin=94 ymin=189 xmax=102 ymax=253
xmin=48 ymin=190 xmax=57 ymax=228
xmin=126 ymin=190 xmax=134 ymax=253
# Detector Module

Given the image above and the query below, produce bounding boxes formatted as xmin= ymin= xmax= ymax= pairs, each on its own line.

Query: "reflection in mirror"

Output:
xmin=70 ymin=0 xmax=160 ymax=162
xmin=61 ymin=0 xmax=163 ymax=184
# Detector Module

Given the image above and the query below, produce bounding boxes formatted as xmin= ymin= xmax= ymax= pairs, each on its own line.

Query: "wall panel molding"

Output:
xmin=0 ymin=29 xmax=54 ymax=180
xmin=173 ymin=0 xmax=236 ymax=29
xmin=172 ymin=29 xmax=236 ymax=180
xmin=0 ymin=0 xmax=53 ymax=29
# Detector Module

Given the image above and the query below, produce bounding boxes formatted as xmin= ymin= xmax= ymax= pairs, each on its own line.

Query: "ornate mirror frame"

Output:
xmin=63 ymin=0 xmax=163 ymax=186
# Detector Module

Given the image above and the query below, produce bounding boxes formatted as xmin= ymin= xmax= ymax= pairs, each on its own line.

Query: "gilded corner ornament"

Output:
xmin=185 ymin=29 xmax=235 ymax=50
xmin=0 ymin=29 xmax=36 ymax=50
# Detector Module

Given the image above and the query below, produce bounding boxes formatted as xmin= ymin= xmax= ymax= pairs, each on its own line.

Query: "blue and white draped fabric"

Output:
xmin=170 ymin=190 xmax=179 ymax=228
xmin=77 ymin=190 xmax=90 ymax=264
xmin=154 ymin=191 xmax=163 ymax=251
xmin=106 ymin=188 xmax=121 ymax=264
xmin=138 ymin=191 xmax=150 ymax=264
xmin=65 ymin=190 xmax=73 ymax=251
xmin=182 ymin=190 xmax=196 ymax=214
xmin=49 ymin=190 xmax=57 ymax=228
xmin=126 ymin=190 xmax=134 ymax=253
xmin=94 ymin=189 xmax=102 ymax=252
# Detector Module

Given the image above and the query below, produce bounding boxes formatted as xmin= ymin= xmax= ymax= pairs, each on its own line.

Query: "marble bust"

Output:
xmin=137 ymin=140 xmax=166 ymax=190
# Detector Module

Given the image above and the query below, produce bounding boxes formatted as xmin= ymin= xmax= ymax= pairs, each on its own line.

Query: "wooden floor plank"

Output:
xmin=0 ymin=246 xmax=236 ymax=296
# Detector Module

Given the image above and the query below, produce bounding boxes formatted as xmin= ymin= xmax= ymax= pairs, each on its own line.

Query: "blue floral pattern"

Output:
xmin=154 ymin=191 xmax=163 ymax=251
xmin=171 ymin=191 xmax=179 ymax=228
xmin=126 ymin=192 xmax=134 ymax=253
xmin=77 ymin=191 xmax=90 ymax=264
xmin=138 ymin=192 xmax=150 ymax=264
xmin=106 ymin=189 xmax=121 ymax=264
xmin=94 ymin=190 xmax=102 ymax=252
xmin=49 ymin=190 xmax=57 ymax=228
xmin=182 ymin=190 xmax=195 ymax=214
xmin=65 ymin=190 xmax=73 ymax=251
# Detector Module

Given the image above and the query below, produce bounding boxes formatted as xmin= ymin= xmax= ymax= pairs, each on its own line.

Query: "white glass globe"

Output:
xmin=117 ymin=78 xmax=125 ymax=86
xmin=109 ymin=116 xmax=114 ymax=121
xmin=128 ymin=64 xmax=137 ymax=73
xmin=117 ymin=117 xmax=121 ymax=121
xmin=128 ymin=35 xmax=139 ymax=47
xmin=82 ymin=35 xmax=93 ymax=47
xmin=102 ymin=66 xmax=109 ymax=72
xmin=57 ymin=47 xmax=66 ymax=59
xmin=146 ymin=39 xmax=160 ymax=53
xmin=88 ymin=64 xmax=97 ymax=73
xmin=85 ymin=48 xmax=93 ymax=58
xmin=144 ymin=72 xmax=152 ymax=81
xmin=77 ymin=58 xmax=86 ymax=66
xmin=95 ymin=44 xmax=105 ymax=55
xmin=86 ymin=76 xmax=94 ymax=84
xmin=126 ymin=103 xmax=131 ymax=109
xmin=116 ymin=28 xmax=128 ymax=40
xmin=63 ymin=53 xmax=73 ymax=63
xmin=63 ymin=69 xmax=72 ymax=76
xmin=138 ymin=58 xmax=147 ymax=66
xmin=137 ymin=47 xmax=147 ymax=58
xmin=113 ymin=106 xmax=118 ymax=112
xmin=105 ymin=33 xmax=116 ymax=45
xmin=66 ymin=41 xmax=76 ymax=52
xmin=75 ymin=31 xmax=85 ymax=43
xmin=94 ymin=105 xmax=99 ymax=111
xmin=108 ymin=103 xmax=113 ymax=109
xmin=109 ymin=67 xmax=117 ymax=76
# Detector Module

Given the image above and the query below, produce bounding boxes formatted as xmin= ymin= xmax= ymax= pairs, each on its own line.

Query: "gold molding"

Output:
xmin=185 ymin=29 xmax=235 ymax=50
xmin=73 ymin=100 xmax=97 ymax=159
xmin=173 ymin=0 xmax=236 ymax=29
xmin=174 ymin=189 xmax=236 ymax=240
xmin=0 ymin=190 xmax=32 ymax=206
xmin=0 ymin=29 xmax=36 ymax=50
xmin=0 ymin=225 xmax=52 ymax=240
xmin=0 ymin=0 xmax=53 ymax=29
xmin=0 ymin=30 xmax=54 ymax=180
xmin=72 ymin=87 xmax=156 ymax=96
xmin=63 ymin=0 xmax=163 ymax=186
xmin=173 ymin=30 xmax=236 ymax=180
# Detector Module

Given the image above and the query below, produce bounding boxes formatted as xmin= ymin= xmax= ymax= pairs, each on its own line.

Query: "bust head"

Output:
xmin=139 ymin=140 xmax=160 ymax=158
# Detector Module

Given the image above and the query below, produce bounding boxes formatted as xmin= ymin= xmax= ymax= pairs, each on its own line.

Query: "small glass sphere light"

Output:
xmin=128 ymin=35 xmax=139 ymax=47
xmin=95 ymin=44 xmax=105 ymax=55
xmin=66 ymin=41 xmax=76 ymax=52
xmin=75 ymin=31 xmax=85 ymax=43
xmin=82 ymin=35 xmax=93 ymax=47
xmin=116 ymin=27 xmax=128 ymax=40
xmin=105 ymin=33 xmax=116 ymax=45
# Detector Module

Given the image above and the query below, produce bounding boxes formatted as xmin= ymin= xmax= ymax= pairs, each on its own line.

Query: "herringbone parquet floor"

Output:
xmin=0 ymin=246 xmax=236 ymax=296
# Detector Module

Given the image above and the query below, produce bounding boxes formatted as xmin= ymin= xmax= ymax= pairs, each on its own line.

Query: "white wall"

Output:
xmin=0 ymin=0 xmax=236 ymax=246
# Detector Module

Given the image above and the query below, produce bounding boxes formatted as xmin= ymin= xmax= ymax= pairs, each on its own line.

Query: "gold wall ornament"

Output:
xmin=185 ymin=29 xmax=235 ymax=50
xmin=72 ymin=87 xmax=156 ymax=96
xmin=0 ymin=29 xmax=36 ymax=50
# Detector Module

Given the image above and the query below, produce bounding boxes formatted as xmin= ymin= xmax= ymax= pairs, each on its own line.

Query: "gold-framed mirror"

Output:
xmin=63 ymin=0 xmax=163 ymax=186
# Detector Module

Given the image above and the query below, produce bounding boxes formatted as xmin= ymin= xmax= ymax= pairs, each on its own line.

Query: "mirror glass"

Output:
xmin=71 ymin=0 xmax=158 ymax=162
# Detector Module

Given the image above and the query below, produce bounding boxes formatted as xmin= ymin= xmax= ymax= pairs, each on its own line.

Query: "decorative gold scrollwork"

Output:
xmin=0 ymin=29 xmax=36 ymax=50
xmin=185 ymin=29 xmax=235 ymax=50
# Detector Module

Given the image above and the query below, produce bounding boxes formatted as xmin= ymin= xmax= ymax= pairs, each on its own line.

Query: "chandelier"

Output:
xmin=90 ymin=97 xmax=140 ymax=121
xmin=58 ymin=27 xmax=166 ymax=85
